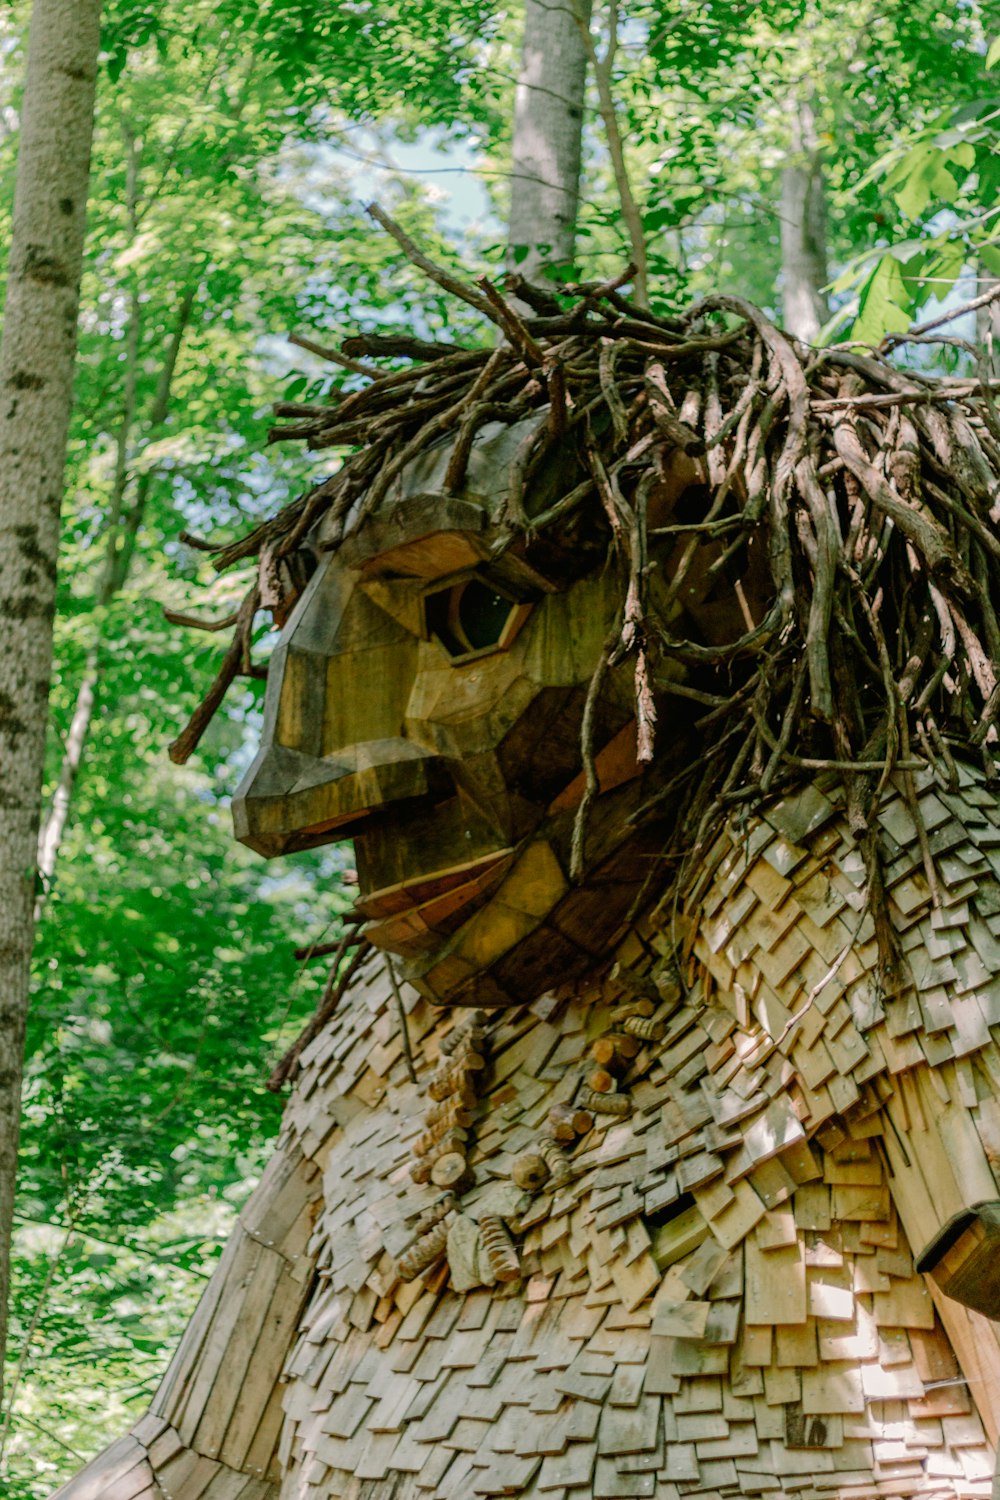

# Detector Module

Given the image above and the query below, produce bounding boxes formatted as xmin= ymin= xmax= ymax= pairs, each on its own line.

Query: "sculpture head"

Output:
xmin=233 ymin=412 xmax=766 ymax=1006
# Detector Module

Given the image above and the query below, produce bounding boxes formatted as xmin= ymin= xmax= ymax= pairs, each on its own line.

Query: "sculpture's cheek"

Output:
xmin=405 ymin=646 xmax=538 ymax=761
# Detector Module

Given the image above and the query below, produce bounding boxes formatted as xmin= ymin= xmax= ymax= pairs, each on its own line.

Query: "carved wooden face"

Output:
xmin=233 ymin=418 xmax=766 ymax=1005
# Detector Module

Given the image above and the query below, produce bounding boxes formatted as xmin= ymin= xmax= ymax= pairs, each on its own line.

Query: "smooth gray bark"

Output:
xmin=780 ymin=99 xmax=829 ymax=343
xmin=508 ymin=0 xmax=591 ymax=283
xmin=0 ymin=0 xmax=101 ymax=1399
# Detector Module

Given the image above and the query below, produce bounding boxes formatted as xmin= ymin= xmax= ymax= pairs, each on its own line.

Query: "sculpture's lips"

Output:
xmin=355 ymin=847 xmax=515 ymax=957
xmin=355 ymin=847 xmax=514 ymax=920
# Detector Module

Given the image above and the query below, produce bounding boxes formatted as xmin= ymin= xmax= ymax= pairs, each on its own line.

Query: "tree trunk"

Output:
xmin=573 ymin=0 xmax=649 ymax=308
xmin=780 ymin=98 xmax=828 ymax=343
xmin=0 ymin=0 xmax=101 ymax=1399
xmin=508 ymin=0 xmax=592 ymax=284
xmin=35 ymin=183 xmax=196 ymax=904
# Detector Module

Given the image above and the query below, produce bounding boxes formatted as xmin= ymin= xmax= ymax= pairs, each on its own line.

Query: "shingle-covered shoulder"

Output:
xmin=51 ymin=768 xmax=1000 ymax=1499
xmin=273 ymin=780 xmax=1000 ymax=1496
xmin=687 ymin=765 xmax=1000 ymax=1120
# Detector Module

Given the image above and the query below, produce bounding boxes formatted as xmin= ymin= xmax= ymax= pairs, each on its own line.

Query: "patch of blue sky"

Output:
xmin=297 ymin=126 xmax=500 ymax=239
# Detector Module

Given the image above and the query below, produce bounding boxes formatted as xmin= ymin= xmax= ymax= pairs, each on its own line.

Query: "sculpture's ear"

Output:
xmin=916 ymin=1201 xmax=1000 ymax=1318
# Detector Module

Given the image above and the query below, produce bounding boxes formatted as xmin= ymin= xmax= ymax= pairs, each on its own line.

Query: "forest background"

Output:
xmin=0 ymin=0 xmax=998 ymax=1492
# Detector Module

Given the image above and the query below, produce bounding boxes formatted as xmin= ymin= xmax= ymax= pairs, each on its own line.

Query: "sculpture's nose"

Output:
xmin=233 ymin=734 xmax=445 ymax=856
xmin=232 ymin=554 xmax=443 ymax=857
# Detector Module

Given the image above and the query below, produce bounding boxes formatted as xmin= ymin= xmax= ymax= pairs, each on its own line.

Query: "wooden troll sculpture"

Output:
xmin=54 ymin=267 xmax=1000 ymax=1500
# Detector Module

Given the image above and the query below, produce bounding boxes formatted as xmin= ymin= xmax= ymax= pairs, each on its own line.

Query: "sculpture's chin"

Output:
xmin=356 ymin=834 xmax=571 ymax=1006
xmin=357 ymin=846 xmax=517 ymax=959
xmin=348 ymin=731 xmax=694 ymax=1005
xmin=375 ymin=829 xmax=664 ymax=1008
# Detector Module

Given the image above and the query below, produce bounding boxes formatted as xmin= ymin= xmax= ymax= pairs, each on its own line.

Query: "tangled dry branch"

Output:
xmin=169 ymin=209 xmax=1000 ymax=986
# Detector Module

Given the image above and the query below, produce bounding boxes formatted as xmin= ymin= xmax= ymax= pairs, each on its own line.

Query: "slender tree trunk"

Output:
xmin=508 ymin=0 xmax=592 ymax=283
xmin=780 ymin=98 xmax=829 ymax=343
xmin=33 ymin=295 xmax=136 ymax=907
xmin=0 ymin=0 xmax=101 ymax=1399
xmin=572 ymin=0 xmax=649 ymax=308
xmin=36 ymin=279 xmax=195 ymax=902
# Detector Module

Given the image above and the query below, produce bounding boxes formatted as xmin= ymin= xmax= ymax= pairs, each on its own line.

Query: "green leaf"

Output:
xmin=884 ymin=142 xmax=936 ymax=194
xmin=851 ymin=256 xmax=914 ymax=344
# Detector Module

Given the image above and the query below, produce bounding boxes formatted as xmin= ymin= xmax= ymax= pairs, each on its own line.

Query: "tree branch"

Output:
xmin=569 ymin=0 xmax=649 ymax=308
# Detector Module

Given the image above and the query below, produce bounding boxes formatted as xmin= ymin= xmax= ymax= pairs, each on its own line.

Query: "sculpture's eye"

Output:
xmin=425 ymin=579 xmax=526 ymax=660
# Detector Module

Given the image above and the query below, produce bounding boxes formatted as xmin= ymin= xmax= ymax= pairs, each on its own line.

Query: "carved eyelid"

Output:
xmin=352 ymin=563 xmax=532 ymax=661
xmin=337 ymin=500 xmax=490 ymax=580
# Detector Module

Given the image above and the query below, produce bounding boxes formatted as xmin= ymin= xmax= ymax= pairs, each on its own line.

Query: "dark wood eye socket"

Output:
xmin=454 ymin=581 xmax=513 ymax=651
xmin=426 ymin=580 xmax=520 ymax=658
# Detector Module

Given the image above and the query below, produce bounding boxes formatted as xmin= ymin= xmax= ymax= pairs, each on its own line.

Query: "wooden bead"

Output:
xmin=591 ymin=1038 xmax=620 ymax=1067
xmin=413 ymin=1193 xmax=456 ymax=1236
xmin=397 ymin=1213 xmax=454 ymax=1280
xmin=591 ymin=1033 xmax=639 ymax=1068
xmin=547 ymin=1103 xmax=578 ymax=1142
xmin=537 ymin=1137 xmax=572 ymax=1185
xmin=429 ymin=1078 xmax=477 ymax=1109
xmin=412 ymin=1117 xmax=469 ymax=1157
xmin=439 ymin=1011 xmax=486 ymax=1055
xmin=612 ymin=999 xmax=656 ymax=1020
xmin=578 ymin=1084 xmax=632 ymax=1116
xmin=427 ymin=1054 xmax=484 ymax=1102
xmin=430 ymin=1150 xmax=468 ymax=1188
xmin=548 ymin=1102 xmax=595 ymax=1138
xmin=424 ymin=1096 xmax=473 ymax=1128
xmin=623 ymin=1014 xmax=666 ymax=1042
xmin=480 ymin=1214 xmax=520 ymax=1283
xmin=410 ymin=1127 xmax=466 ymax=1179
xmin=512 ymin=1151 xmax=550 ymax=1191
xmin=655 ymin=968 xmax=683 ymax=1005
xmin=450 ymin=1037 xmax=487 ymax=1069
